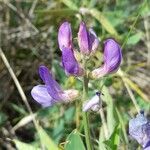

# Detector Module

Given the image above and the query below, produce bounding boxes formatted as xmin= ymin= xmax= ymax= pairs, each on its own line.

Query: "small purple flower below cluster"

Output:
xmin=129 ymin=111 xmax=150 ymax=149
xmin=31 ymin=66 xmax=79 ymax=107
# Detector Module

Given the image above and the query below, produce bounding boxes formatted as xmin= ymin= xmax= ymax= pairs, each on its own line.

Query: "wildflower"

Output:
xmin=91 ymin=39 xmax=122 ymax=79
xmin=129 ymin=111 xmax=150 ymax=149
xmin=78 ymin=22 xmax=99 ymax=55
xmin=31 ymin=65 xmax=79 ymax=107
xmin=82 ymin=92 xmax=102 ymax=112
xmin=58 ymin=22 xmax=83 ymax=76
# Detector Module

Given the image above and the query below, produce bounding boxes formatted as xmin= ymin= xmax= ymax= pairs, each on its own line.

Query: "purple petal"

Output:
xmin=39 ymin=66 xmax=63 ymax=100
xmin=89 ymin=28 xmax=99 ymax=53
xmin=39 ymin=65 xmax=47 ymax=82
xmin=62 ymin=47 xmax=83 ymax=76
xmin=31 ymin=85 xmax=55 ymax=107
xmin=104 ymin=39 xmax=122 ymax=73
xmin=58 ymin=22 xmax=72 ymax=50
xmin=91 ymin=65 xmax=107 ymax=79
xmin=82 ymin=95 xmax=101 ymax=112
xmin=78 ymin=22 xmax=90 ymax=55
xmin=144 ymin=141 xmax=150 ymax=149
xmin=129 ymin=112 xmax=150 ymax=148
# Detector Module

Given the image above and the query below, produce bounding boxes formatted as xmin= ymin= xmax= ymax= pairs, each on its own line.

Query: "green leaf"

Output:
xmin=60 ymin=0 xmax=78 ymax=10
xmin=90 ymin=9 xmax=120 ymax=38
xmin=99 ymin=125 xmax=107 ymax=150
xmin=64 ymin=107 xmax=75 ymax=122
xmin=0 ymin=112 xmax=7 ymax=126
xmin=53 ymin=118 xmax=65 ymax=143
xmin=11 ymin=103 xmax=27 ymax=115
xmin=104 ymin=124 xmax=121 ymax=150
xmin=115 ymin=108 xmax=128 ymax=144
xmin=102 ymin=86 xmax=117 ymax=136
xmin=38 ymin=126 xmax=58 ymax=150
xmin=106 ymin=11 xmax=126 ymax=27
xmin=14 ymin=140 xmax=39 ymax=150
xmin=127 ymin=33 xmax=142 ymax=45
xmin=141 ymin=0 xmax=149 ymax=16
xmin=65 ymin=130 xmax=85 ymax=150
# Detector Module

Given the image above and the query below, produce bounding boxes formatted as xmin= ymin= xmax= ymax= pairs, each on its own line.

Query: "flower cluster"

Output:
xmin=58 ymin=21 xmax=122 ymax=78
xmin=129 ymin=111 xmax=150 ymax=149
xmin=31 ymin=21 xmax=122 ymax=108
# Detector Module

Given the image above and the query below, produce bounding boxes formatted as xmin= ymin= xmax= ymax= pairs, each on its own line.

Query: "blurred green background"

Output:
xmin=0 ymin=0 xmax=150 ymax=149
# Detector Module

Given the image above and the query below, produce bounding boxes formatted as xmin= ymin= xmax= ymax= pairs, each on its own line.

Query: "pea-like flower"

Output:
xmin=58 ymin=22 xmax=84 ymax=76
xmin=78 ymin=22 xmax=99 ymax=55
xmin=82 ymin=92 xmax=102 ymax=112
xmin=129 ymin=111 xmax=150 ymax=149
xmin=31 ymin=65 xmax=79 ymax=107
xmin=91 ymin=39 xmax=122 ymax=79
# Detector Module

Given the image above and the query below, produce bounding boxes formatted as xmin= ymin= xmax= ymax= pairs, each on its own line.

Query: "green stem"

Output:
xmin=76 ymin=100 xmax=80 ymax=128
xmin=82 ymin=75 xmax=93 ymax=150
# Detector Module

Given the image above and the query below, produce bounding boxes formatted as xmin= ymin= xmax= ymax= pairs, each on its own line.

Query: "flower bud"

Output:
xmin=58 ymin=22 xmax=72 ymax=50
xmin=91 ymin=39 xmax=122 ymax=78
xmin=78 ymin=22 xmax=99 ymax=55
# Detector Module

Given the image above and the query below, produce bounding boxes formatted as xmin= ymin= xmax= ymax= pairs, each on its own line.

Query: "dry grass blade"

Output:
xmin=2 ymin=0 xmax=39 ymax=33
xmin=144 ymin=16 xmax=150 ymax=67
xmin=117 ymin=69 xmax=141 ymax=113
xmin=123 ymin=77 xmax=149 ymax=102
xmin=122 ymin=79 xmax=140 ymax=113
xmin=0 ymin=48 xmax=32 ymax=113
xmin=117 ymin=69 xmax=149 ymax=102
xmin=0 ymin=48 xmax=42 ymax=146
xmin=12 ymin=113 xmax=37 ymax=131
xmin=29 ymin=0 xmax=38 ymax=17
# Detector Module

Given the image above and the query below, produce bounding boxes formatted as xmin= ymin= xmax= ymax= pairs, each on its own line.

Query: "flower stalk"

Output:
xmin=76 ymin=100 xmax=80 ymax=128
xmin=82 ymin=75 xmax=93 ymax=150
xmin=82 ymin=59 xmax=92 ymax=150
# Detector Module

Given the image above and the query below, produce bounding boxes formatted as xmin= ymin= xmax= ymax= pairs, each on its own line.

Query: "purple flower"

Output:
xmin=31 ymin=65 xmax=79 ymax=107
xmin=78 ymin=22 xmax=99 ymax=55
xmin=91 ymin=39 xmax=122 ymax=78
xmin=58 ymin=22 xmax=84 ymax=76
xmin=82 ymin=92 xmax=102 ymax=112
xmin=129 ymin=111 xmax=150 ymax=149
